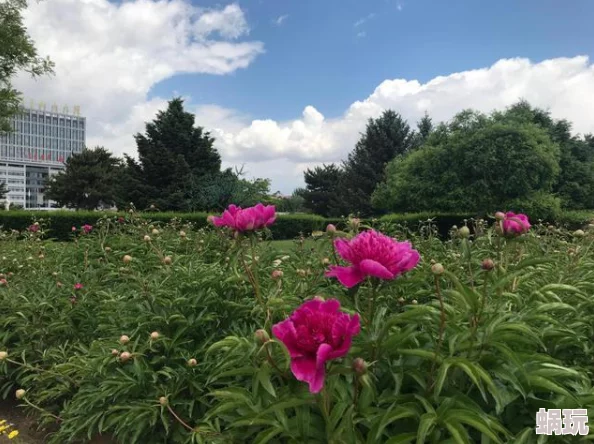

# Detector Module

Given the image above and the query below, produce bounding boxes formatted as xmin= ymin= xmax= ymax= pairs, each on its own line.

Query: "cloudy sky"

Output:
xmin=15 ymin=0 xmax=594 ymax=193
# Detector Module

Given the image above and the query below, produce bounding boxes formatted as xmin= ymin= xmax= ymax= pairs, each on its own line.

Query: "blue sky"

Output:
xmin=151 ymin=0 xmax=594 ymax=122
xmin=20 ymin=0 xmax=594 ymax=194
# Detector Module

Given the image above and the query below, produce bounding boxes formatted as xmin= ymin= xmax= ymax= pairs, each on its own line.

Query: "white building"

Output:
xmin=0 ymin=105 xmax=86 ymax=209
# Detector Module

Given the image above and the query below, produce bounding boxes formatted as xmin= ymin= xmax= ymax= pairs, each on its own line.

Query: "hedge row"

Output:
xmin=0 ymin=209 xmax=592 ymax=241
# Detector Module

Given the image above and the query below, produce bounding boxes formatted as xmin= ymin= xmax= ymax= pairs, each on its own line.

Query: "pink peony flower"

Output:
xmin=501 ymin=212 xmax=531 ymax=235
xmin=71 ymin=226 xmax=77 ymax=232
xmin=74 ymin=283 xmax=83 ymax=290
xmin=28 ymin=224 xmax=39 ymax=233
xmin=212 ymin=204 xmax=276 ymax=232
xmin=117 ymin=217 xmax=125 ymax=224
xmin=82 ymin=224 xmax=93 ymax=234
xmin=326 ymin=230 xmax=420 ymax=288
xmin=272 ymin=298 xmax=360 ymax=393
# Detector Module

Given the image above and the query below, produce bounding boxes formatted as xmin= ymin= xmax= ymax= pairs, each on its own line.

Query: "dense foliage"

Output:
xmin=2 ymin=209 xmax=594 ymax=443
xmin=0 ymin=0 xmax=53 ymax=132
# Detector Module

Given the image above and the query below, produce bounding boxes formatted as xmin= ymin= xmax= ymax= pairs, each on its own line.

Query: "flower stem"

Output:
xmin=21 ymin=397 xmax=62 ymax=422
xmin=166 ymin=405 xmax=194 ymax=432
xmin=428 ymin=275 xmax=445 ymax=392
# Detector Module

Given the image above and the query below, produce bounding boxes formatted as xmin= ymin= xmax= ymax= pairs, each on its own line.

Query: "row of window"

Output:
xmin=3 ymin=130 xmax=85 ymax=143
xmin=0 ymin=146 xmax=80 ymax=161
xmin=15 ymin=115 xmax=85 ymax=128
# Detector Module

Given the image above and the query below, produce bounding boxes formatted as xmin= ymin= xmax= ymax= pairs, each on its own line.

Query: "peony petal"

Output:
xmin=290 ymin=356 xmax=317 ymax=387
xmin=272 ymin=319 xmax=303 ymax=358
xmin=320 ymin=299 xmax=341 ymax=313
xmin=334 ymin=238 xmax=355 ymax=263
xmin=326 ymin=265 xmax=364 ymax=288
xmin=310 ymin=343 xmax=333 ymax=393
xmin=359 ymin=259 xmax=394 ymax=280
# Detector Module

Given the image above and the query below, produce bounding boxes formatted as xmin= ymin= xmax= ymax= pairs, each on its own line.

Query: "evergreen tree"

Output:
xmin=412 ymin=112 xmax=433 ymax=149
xmin=300 ymin=164 xmax=343 ymax=217
xmin=45 ymin=147 xmax=123 ymax=210
xmin=126 ymin=98 xmax=222 ymax=210
xmin=0 ymin=0 xmax=53 ymax=132
xmin=340 ymin=110 xmax=414 ymax=216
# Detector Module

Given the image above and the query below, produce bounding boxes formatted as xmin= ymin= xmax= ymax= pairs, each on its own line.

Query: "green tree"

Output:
xmin=340 ymin=110 xmax=414 ymax=216
xmin=0 ymin=0 xmax=53 ymax=132
xmin=300 ymin=164 xmax=343 ymax=217
xmin=0 ymin=181 xmax=7 ymax=201
xmin=412 ymin=112 xmax=433 ymax=149
xmin=125 ymin=98 xmax=222 ymax=210
xmin=45 ymin=147 xmax=124 ymax=210
xmin=373 ymin=108 xmax=561 ymax=218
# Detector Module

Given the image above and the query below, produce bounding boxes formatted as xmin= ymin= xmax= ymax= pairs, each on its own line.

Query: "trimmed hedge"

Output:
xmin=1 ymin=209 xmax=592 ymax=241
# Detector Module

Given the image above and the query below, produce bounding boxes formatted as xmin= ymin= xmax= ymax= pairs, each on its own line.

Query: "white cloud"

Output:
xmin=397 ymin=3 xmax=403 ymax=11
xmin=356 ymin=31 xmax=367 ymax=38
xmin=273 ymin=14 xmax=288 ymax=26
xmin=354 ymin=13 xmax=375 ymax=27
xmin=207 ymin=56 xmax=594 ymax=192
xmin=15 ymin=0 xmax=263 ymax=158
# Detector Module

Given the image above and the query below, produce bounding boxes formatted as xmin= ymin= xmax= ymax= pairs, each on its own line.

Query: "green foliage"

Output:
xmin=3 ymin=216 xmax=594 ymax=442
xmin=373 ymin=108 xmax=561 ymax=215
xmin=300 ymin=164 xmax=343 ymax=217
xmin=340 ymin=110 xmax=415 ymax=216
xmin=0 ymin=181 xmax=7 ymax=201
xmin=0 ymin=0 xmax=54 ymax=132
xmin=45 ymin=147 xmax=124 ymax=210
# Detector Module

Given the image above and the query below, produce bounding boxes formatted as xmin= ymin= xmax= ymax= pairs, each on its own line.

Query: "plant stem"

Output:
xmin=428 ymin=275 xmax=445 ymax=392
xmin=167 ymin=405 xmax=194 ymax=432
xmin=22 ymin=398 xmax=62 ymax=422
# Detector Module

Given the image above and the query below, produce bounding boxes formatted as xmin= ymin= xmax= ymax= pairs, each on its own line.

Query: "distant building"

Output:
xmin=0 ymin=106 xmax=86 ymax=209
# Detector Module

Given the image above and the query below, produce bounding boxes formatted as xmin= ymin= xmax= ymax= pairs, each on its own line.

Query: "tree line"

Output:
xmin=299 ymin=101 xmax=594 ymax=219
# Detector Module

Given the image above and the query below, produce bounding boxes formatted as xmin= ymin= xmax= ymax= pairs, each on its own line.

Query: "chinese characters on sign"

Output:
xmin=536 ymin=408 xmax=589 ymax=436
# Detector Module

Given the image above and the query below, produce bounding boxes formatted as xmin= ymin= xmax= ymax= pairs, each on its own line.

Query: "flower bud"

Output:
xmin=458 ymin=226 xmax=470 ymax=238
xmin=150 ymin=204 xmax=155 ymax=210
xmin=150 ymin=331 xmax=160 ymax=340
xmin=271 ymin=269 xmax=283 ymax=280
xmin=179 ymin=230 xmax=187 ymax=238
xmin=326 ymin=224 xmax=336 ymax=233
xmin=105 ymin=246 xmax=112 ymax=253
xmin=52 ymin=272 xmax=58 ymax=277
xmin=123 ymin=255 xmax=132 ymax=264
xmin=144 ymin=235 xmax=151 ymax=242
xmin=481 ymin=259 xmax=495 ymax=271
xmin=397 ymin=297 xmax=405 ymax=304
xmin=255 ymin=329 xmax=270 ymax=344
xmin=352 ymin=358 xmax=367 ymax=375
xmin=207 ymin=215 xmax=215 ymax=225
xmin=120 ymin=351 xmax=131 ymax=362
xmin=313 ymin=295 xmax=325 ymax=302
xmin=163 ymin=256 xmax=172 ymax=265
xmin=272 ymin=259 xmax=282 ymax=267
xmin=110 ymin=349 xmax=119 ymax=357
xmin=0 ymin=351 xmax=7 ymax=360
xmin=152 ymin=228 xmax=159 ymax=235
xmin=495 ymin=212 xmax=505 ymax=221
xmin=431 ymin=263 xmax=445 ymax=275
xmin=15 ymin=389 xmax=26 ymax=400
xmin=159 ymin=396 xmax=168 ymax=406
xmin=574 ymin=229 xmax=585 ymax=238
xmin=129 ymin=209 xmax=134 ymax=214
xmin=411 ymin=299 xmax=418 ymax=305
xmin=187 ymin=358 xmax=198 ymax=367
xmin=297 ymin=269 xmax=306 ymax=277
xmin=548 ymin=225 xmax=555 ymax=231
xmin=588 ymin=224 xmax=594 ymax=231
xmin=71 ymin=226 xmax=77 ymax=232
xmin=38 ymin=254 xmax=44 ymax=260
xmin=321 ymin=258 xmax=331 ymax=265
xmin=0 ymin=278 xmax=7 ymax=286
xmin=349 ymin=218 xmax=361 ymax=230
xmin=119 ymin=335 xmax=130 ymax=344
xmin=56 ymin=281 xmax=63 ymax=288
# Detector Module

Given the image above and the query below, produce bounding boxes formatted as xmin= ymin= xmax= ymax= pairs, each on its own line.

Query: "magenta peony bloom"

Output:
xmin=212 ymin=204 xmax=276 ymax=232
xmin=28 ymin=224 xmax=39 ymax=233
xmin=272 ymin=298 xmax=360 ymax=393
xmin=117 ymin=217 xmax=125 ymax=224
xmin=71 ymin=226 xmax=77 ymax=232
xmin=326 ymin=230 xmax=420 ymax=288
xmin=74 ymin=283 xmax=83 ymax=290
xmin=502 ymin=212 xmax=531 ymax=235
xmin=82 ymin=224 xmax=93 ymax=234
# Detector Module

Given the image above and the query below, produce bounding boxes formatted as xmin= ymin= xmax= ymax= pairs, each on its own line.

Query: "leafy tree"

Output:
xmin=45 ymin=147 xmax=124 ymax=210
xmin=274 ymin=190 xmax=307 ymax=213
xmin=300 ymin=164 xmax=343 ymax=217
xmin=340 ymin=110 xmax=414 ymax=216
xmin=411 ymin=112 xmax=433 ymax=149
xmin=373 ymin=108 xmax=561 ymax=217
xmin=0 ymin=181 xmax=7 ymax=201
xmin=124 ymin=98 xmax=222 ymax=210
xmin=0 ymin=0 xmax=53 ymax=132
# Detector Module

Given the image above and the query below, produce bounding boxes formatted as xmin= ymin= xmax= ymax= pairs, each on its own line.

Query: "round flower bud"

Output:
xmin=548 ymin=225 xmax=555 ymax=231
xmin=458 ymin=226 xmax=470 ymax=238
xmin=105 ymin=246 xmax=112 ymax=253
xmin=56 ymin=281 xmax=63 ymax=288
xmin=179 ymin=230 xmax=187 ymax=238
xmin=272 ymin=259 xmax=282 ymax=267
xmin=123 ymin=255 xmax=132 ymax=264
xmin=397 ymin=297 xmax=405 ymax=304
xmin=321 ymin=258 xmax=331 ymax=265
xmin=495 ymin=212 xmax=505 ymax=221
xmin=163 ymin=256 xmax=173 ymax=265
xmin=352 ymin=358 xmax=367 ymax=375
xmin=349 ymin=218 xmax=361 ymax=230
xmin=52 ymin=272 xmax=58 ymax=277
xmin=38 ymin=254 xmax=44 ymax=260
xmin=313 ymin=295 xmax=325 ymax=302
xmin=271 ymin=269 xmax=283 ymax=280
xmin=574 ymin=229 xmax=585 ymax=238
xmin=152 ymin=228 xmax=159 ymax=235
xmin=481 ymin=258 xmax=495 ymax=271
xmin=159 ymin=396 xmax=168 ymax=406
xmin=297 ymin=269 xmax=306 ymax=277
xmin=128 ymin=209 xmax=134 ymax=214
xmin=187 ymin=358 xmax=198 ymax=367
xmin=119 ymin=335 xmax=130 ymax=344
xmin=150 ymin=331 xmax=160 ymax=340
xmin=326 ymin=224 xmax=337 ymax=233
xmin=0 ymin=351 xmax=7 ymax=360
xmin=0 ymin=278 xmax=7 ymax=286
xmin=207 ymin=215 xmax=216 ymax=225
xmin=144 ymin=235 xmax=151 ymax=242
xmin=15 ymin=389 xmax=26 ymax=400
xmin=411 ymin=299 xmax=418 ymax=305
xmin=150 ymin=204 xmax=155 ymax=210
xmin=588 ymin=224 xmax=594 ymax=231
xmin=111 ymin=349 xmax=119 ymax=357
xmin=255 ymin=329 xmax=270 ymax=344
xmin=120 ymin=351 xmax=131 ymax=362
xmin=431 ymin=263 xmax=445 ymax=275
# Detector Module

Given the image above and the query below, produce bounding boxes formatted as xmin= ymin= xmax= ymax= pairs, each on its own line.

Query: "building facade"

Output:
xmin=0 ymin=106 xmax=86 ymax=209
